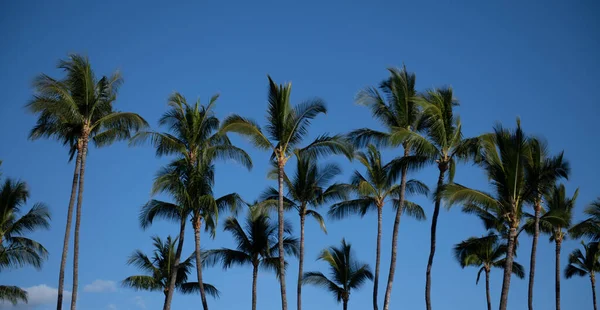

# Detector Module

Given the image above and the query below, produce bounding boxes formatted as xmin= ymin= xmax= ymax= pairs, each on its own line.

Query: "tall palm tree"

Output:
xmin=536 ymin=184 xmax=578 ymax=310
xmin=0 ymin=171 xmax=51 ymax=305
xmin=122 ymin=235 xmax=219 ymax=308
xmin=260 ymin=156 xmax=347 ymax=310
xmin=348 ymin=66 xmax=424 ymax=310
xmin=303 ymin=239 xmax=373 ymax=310
xmin=132 ymin=93 xmax=250 ymax=310
xmin=523 ymin=138 xmax=569 ymax=310
xmin=205 ymin=208 xmax=299 ymax=310
xmin=565 ymin=241 xmax=600 ymax=310
xmin=328 ymin=145 xmax=428 ymax=309
xmin=221 ymin=76 xmax=352 ymax=310
xmin=443 ymin=120 xmax=531 ymax=310
xmin=27 ymin=54 xmax=147 ymax=310
xmin=570 ymin=198 xmax=600 ymax=243
xmin=453 ymin=234 xmax=525 ymax=310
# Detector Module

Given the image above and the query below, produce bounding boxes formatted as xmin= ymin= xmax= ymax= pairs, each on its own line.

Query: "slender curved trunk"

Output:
xmin=252 ymin=262 xmax=259 ymax=310
xmin=56 ymin=144 xmax=81 ymax=310
xmin=592 ymin=273 xmax=597 ymax=310
xmin=194 ymin=217 xmax=209 ymax=310
xmin=485 ymin=268 xmax=492 ymax=310
xmin=425 ymin=166 xmax=446 ymax=310
xmin=297 ymin=210 xmax=306 ymax=310
xmin=163 ymin=219 xmax=186 ymax=310
xmin=499 ymin=225 xmax=517 ymax=310
xmin=163 ymin=291 xmax=169 ymax=310
xmin=382 ymin=147 xmax=409 ymax=310
xmin=277 ymin=159 xmax=288 ymax=310
xmin=555 ymin=238 xmax=562 ymax=310
xmin=343 ymin=298 xmax=348 ymax=310
xmin=373 ymin=205 xmax=382 ymax=310
xmin=528 ymin=199 xmax=542 ymax=310
xmin=70 ymin=136 xmax=89 ymax=310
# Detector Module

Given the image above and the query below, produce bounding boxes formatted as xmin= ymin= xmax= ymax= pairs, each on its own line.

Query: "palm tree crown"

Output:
xmin=570 ymin=198 xmax=600 ymax=242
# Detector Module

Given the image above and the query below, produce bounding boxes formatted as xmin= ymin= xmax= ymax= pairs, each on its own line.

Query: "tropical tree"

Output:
xmin=132 ymin=93 xmax=250 ymax=310
xmin=453 ymin=233 xmax=525 ymax=310
xmin=328 ymin=145 xmax=428 ymax=309
xmin=570 ymin=198 xmax=600 ymax=243
xmin=122 ymin=235 xmax=219 ymax=308
xmin=221 ymin=75 xmax=352 ymax=310
xmin=565 ymin=241 xmax=600 ymax=310
xmin=303 ymin=239 xmax=373 ymax=310
xmin=523 ymin=138 xmax=569 ymax=310
xmin=260 ymin=156 xmax=347 ymax=310
xmin=0 ymin=170 xmax=51 ymax=305
xmin=348 ymin=65 xmax=424 ymax=310
xmin=27 ymin=54 xmax=147 ymax=310
xmin=443 ymin=120 xmax=531 ymax=310
xmin=204 ymin=208 xmax=299 ymax=310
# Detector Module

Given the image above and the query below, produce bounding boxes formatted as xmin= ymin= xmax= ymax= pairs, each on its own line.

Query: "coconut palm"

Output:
xmin=303 ymin=239 xmax=373 ymax=310
xmin=260 ymin=156 xmax=348 ymax=310
xmin=523 ymin=138 xmax=569 ymax=310
xmin=454 ymin=233 xmax=525 ymax=310
xmin=328 ymin=145 xmax=428 ymax=309
xmin=27 ymin=54 xmax=147 ymax=310
xmin=570 ymin=198 xmax=600 ymax=243
xmin=0 ymin=171 xmax=51 ymax=305
xmin=220 ymin=76 xmax=352 ymax=310
xmin=565 ymin=241 xmax=600 ymax=310
xmin=443 ymin=120 xmax=531 ymax=310
xmin=348 ymin=66 xmax=425 ymax=310
xmin=132 ymin=93 xmax=250 ymax=310
xmin=122 ymin=235 xmax=219 ymax=308
xmin=204 ymin=208 xmax=299 ymax=310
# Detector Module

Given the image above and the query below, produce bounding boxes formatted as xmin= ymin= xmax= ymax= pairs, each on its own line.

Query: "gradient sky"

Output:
xmin=1 ymin=1 xmax=599 ymax=309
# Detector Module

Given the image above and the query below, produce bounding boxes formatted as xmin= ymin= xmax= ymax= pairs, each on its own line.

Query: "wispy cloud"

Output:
xmin=107 ymin=304 xmax=117 ymax=310
xmin=133 ymin=296 xmax=145 ymax=309
xmin=0 ymin=284 xmax=71 ymax=309
xmin=83 ymin=280 xmax=117 ymax=293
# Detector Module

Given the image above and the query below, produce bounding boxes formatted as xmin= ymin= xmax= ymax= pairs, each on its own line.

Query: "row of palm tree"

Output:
xmin=22 ymin=54 xmax=600 ymax=310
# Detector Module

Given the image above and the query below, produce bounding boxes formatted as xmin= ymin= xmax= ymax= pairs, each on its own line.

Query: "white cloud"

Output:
xmin=83 ymin=280 xmax=116 ymax=293
xmin=133 ymin=296 xmax=145 ymax=309
xmin=0 ymin=284 xmax=71 ymax=309
xmin=107 ymin=304 xmax=117 ymax=310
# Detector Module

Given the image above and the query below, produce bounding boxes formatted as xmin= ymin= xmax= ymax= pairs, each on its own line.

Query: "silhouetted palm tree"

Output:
xmin=565 ymin=241 xmax=600 ymax=310
xmin=454 ymin=233 xmax=525 ymax=310
xmin=570 ymin=198 xmax=600 ymax=242
xmin=221 ymin=76 xmax=352 ymax=310
xmin=205 ymin=208 xmax=299 ymax=310
xmin=27 ymin=54 xmax=147 ymax=310
xmin=303 ymin=239 xmax=373 ymax=310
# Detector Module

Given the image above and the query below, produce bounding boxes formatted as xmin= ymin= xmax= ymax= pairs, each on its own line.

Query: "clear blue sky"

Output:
xmin=1 ymin=1 xmax=599 ymax=309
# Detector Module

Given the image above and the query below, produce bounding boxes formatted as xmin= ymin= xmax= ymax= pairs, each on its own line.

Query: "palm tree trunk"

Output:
xmin=555 ymin=238 xmax=562 ymax=310
xmin=528 ymin=200 xmax=541 ymax=310
xmin=425 ymin=167 xmax=446 ymax=310
xmin=194 ymin=217 xmax=209 ymax=310
xmin=343 ymin=298 xmax=349 ymax=310
xmin=252 ymin=263 xmax=259 ymax=310
xmin=485 ymin=268 xmax=492 ymax=310
xmin=297 ymin=211 xmax=306 ymax=310
xmin=163 ymin=291 xmax=169 ymax=310
xmin=382 ymin=147 xmax=409 ymax=310
xmin=163 ymin=219 xmax=186 ymax=310
xmin=70 ymin=137 xmax=89 ymax=310
xmin=277 ymin=160 xmax=288 ymax=310
xmin=498 ymin=226 xmax=517 ymax=310
xmin=56 ymin=144 xmax=81 ymax=310
xmin=373 ymin=205 xmax=382 ymax=310
xmin=592 ymin=273 xmax=597 ymax=310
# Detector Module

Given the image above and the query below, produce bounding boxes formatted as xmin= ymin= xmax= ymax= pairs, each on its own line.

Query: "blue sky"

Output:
xmin=1 ymin=0 xmax=599 ymax=309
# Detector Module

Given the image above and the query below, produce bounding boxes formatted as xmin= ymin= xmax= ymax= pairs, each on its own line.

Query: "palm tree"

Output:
xmin=0 ymin=172 xmax=51 ymax=305
xmin=443 ymin=119 xmax=531 ymax=310
xmin=348 ymin=66 xmax=425 ymax=310
xmin=132 ymin=93 xmax=250 ymax=310
xmin=328 ymin=145 xmax=428 ymax=309
xmin=204 ymin=208 xmax=299 ymax=310
xmin=122 ymin=235 xmax=219 ymax=308
xmin=221 ymin=76 xmax=352 ymax=310
xmin=453 ymin=233 xmax=525 ymax=310
xmin=260 ymin=156 xmax=347 ymax=310
xmin=570 ymin=198 xmax=600 ymax=243
xmin=536 ymin=184 xmax=578 ymax=310
xmin=27 ymin=54 xmax=147 ymax=310
xmin=303 ymin=239 xmax=373 ymax=310
xmin=565 ymin=241 xmax=600 ymax=310
xmin=523 ymin=138 xmax=569 ymax=310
